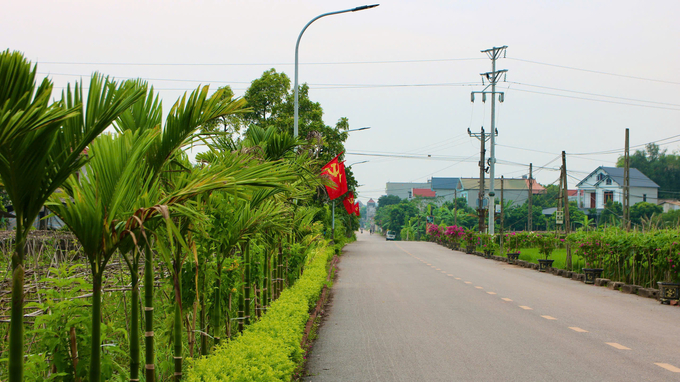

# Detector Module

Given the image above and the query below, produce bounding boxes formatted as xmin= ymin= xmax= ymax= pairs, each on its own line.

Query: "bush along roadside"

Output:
xmin=185 ymin=245 xmax=334 ymax=381
xmin=427 ymin=226 xmax=680 ymax=304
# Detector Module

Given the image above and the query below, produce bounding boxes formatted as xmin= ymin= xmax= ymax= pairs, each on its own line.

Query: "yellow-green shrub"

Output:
xmin=185 ymin=245 xmax=333 ymax=382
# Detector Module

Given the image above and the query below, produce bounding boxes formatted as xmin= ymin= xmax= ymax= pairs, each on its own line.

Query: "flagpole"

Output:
xmin=332 ymin=201 xmax=336 ymax=242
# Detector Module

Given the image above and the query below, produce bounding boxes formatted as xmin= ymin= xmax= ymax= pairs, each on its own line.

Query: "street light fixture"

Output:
xmin=348 ymin=160 xmax=369 ymax=167
xmin=294 ymin=4 xmax=380 ymax=138
xmin=347 ymin=126 xmax=371 ymax=133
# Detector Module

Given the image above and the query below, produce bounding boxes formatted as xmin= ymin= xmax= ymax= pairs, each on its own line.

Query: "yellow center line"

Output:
xmin=455 ymin=277 xmax=462 ymax=280
xmin=606 ymin=342 xmax=631 ymax=350
xmin=655 ymin=363 xmax=680 ymax=373
xmin=487 ymin=292 xmax=497 ymax=295
xmin=464 ymin=281 xmax=472 ymax=284
xmin=426 ymin=263 xmax=431 ymax=266
xmin=501 ymin=298 xmax=513 ymax=302
xmin=475 ymin=286 xmax=484 ymax=289
xmin=441 ymin=271 xmax=447 ymax=274
xmin=436 ymin=268 xmax=441 ymax=270
xmin=541 ymin=315 xmax=557 ymax=320
xmin=569 ymin=327 xmax=588 ymax=333
xmin=519 ymin=306 xmax=532 ymax=310
xmin=447 ymin=274 xmax=454 ymax=277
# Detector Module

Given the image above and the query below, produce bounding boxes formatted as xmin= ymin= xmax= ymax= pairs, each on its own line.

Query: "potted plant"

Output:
xmin=463 ymin=229 xmax=477 ymax=254
xmin=426 ymin=223 xmax=441 ymax=243
xmin=445 ymin=225 xmax=463 ymax=251
xmin=657 ymin=240 xmax=680 ymax=305
xmin=535 ymin=233 xmax=558 ymax=272
xmin=571 ymin=231 xmax=605 ymax=284
xmin=504 ymin=232 xmax=521 ymax=264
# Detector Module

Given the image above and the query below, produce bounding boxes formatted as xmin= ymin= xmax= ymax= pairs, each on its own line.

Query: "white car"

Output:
xmin=386 ymin=231 xmax=396 ymax=241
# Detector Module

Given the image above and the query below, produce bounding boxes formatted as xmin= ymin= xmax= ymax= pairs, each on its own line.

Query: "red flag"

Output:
xmin=321 ymin=153 xmax=348 ymax=200
xmin=343 ymin=192 xmax=355 ymax=215
xmin=353 ymin=202 xmax=360 ymax=217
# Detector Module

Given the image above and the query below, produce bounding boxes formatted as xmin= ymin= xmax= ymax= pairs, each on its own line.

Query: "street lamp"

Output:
xmin=294 ymin=4 xmax=380 ymax=138
xmin=346 ymin=126 xmax=371 ymax=133
xmin=348 ymin=160 xmax=369 ymax=167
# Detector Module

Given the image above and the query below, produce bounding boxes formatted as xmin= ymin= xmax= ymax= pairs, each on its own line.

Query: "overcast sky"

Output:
xmin=4 ymin=0 xmax=679 ymax=203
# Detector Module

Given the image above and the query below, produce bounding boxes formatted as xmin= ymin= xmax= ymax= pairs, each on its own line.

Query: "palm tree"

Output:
xmin=0 ymin=50 xmax=143 ymax=382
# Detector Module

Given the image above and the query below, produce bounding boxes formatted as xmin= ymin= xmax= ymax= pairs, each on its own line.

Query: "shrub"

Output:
xmin=185 ymin=246 xmax=333 ymax=381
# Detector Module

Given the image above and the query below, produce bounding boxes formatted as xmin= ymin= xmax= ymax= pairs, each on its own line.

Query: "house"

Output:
xmin=429 ymin=177 xmax=460 ymax=202
xmin=575 ymin=166 xmax=658 ymax=210
xmin=457 ymin=178 xmax=544 ymax=209
xmin=385 ymin=181 xmax=430 ymax=200
xmin=658 ymin=199 xmax=680 ymax=213
xmin=410 ymin=188 xmax=436 ymax=199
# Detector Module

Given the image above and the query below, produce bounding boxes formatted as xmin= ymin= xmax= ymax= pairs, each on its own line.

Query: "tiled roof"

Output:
xmin=412 ymin=188 xmax=436 ymax=197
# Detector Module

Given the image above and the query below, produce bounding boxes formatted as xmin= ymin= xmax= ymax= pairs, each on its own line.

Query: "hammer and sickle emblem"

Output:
xmin=326 ymin=163 xmax=343 ymax=183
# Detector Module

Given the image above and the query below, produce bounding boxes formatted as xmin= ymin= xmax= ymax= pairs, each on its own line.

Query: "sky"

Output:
xmin=3 ymin=0 xmax=680 ymax=203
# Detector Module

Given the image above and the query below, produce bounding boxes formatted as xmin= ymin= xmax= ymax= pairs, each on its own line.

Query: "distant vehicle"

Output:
xmin=386 ymin=231 xmax=396 ymax=241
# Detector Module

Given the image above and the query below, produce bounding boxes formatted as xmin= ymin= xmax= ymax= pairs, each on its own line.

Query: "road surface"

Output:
xmin=304 ymin=231 xmax=680 ymax=381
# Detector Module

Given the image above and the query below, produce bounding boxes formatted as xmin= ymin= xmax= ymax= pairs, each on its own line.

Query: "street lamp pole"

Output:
xmin=294 ymin=4 xmax=379 ymax=138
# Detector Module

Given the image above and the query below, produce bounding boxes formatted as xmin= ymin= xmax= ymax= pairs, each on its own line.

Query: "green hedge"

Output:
xmin=185 ymin=245 xmax=333 ymax=381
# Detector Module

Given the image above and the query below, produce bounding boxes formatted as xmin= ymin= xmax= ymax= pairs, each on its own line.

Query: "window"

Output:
xmin=643 ymin=194 xmax=647 ymax=202
xmin=597 ymin=173 xmax=605 ymax=181
xmin=604 ymin=191 xmax=613 ymax=204
xmin=606 ymin=178 xmax=612 ymax=185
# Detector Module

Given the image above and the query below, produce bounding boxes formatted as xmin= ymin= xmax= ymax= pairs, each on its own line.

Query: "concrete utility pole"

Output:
xmin=500 ymin=175 xmax=504 ymax=254
xmin=469 ymin=127 xmax=489 ymax=233
xmin=454 ymin=189 xmax=458 ymax=227
xmin=528 ymin=163 xmax=533 ymax=231
xmin=562 ymin=151 xmax=571 ymax=270
xmin=480 ymin=46 xmax=508 ymax=235
xmin=623 ymin=128 xmax=630 ymax=232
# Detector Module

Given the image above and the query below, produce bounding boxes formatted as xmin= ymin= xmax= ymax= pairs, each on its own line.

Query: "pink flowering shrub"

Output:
xmin=444 ymin=225 xmax=464 ymax=244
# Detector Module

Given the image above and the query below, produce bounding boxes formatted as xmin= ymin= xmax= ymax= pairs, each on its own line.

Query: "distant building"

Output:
xmin=457 ymin=177 xmax=544 ymax=209
xmin=410 ymin=188 xmax=436 ymax=199
xmin=658 ymin=199 xmax=680 ymax=213
xmin=385 ymin=181 xmax=430 ymax=200
xmin=575 ymin=166 xmax=658 ymax=210
xmin=429 ymin=177 xmax=460 ymax=202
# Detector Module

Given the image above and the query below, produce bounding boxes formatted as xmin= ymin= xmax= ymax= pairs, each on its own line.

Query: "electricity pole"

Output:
xmin=469 ymin=127 xmax=489 ymax=233
xmin=454 ymin=189 xmax=458 ymax=227
xmin=562 ymin=151 xmax=571 ymax=270
xmin=480 ymin=45 xmax=508 ymax=235
xmin=528 ymin=163 xmax=533 ymax=231
xmin=623 ymin=128 xmax=630 ymax=232
xmin=500 ymin=175 xmax=505 ymax=254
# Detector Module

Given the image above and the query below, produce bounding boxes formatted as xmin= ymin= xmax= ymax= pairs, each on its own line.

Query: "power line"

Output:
xmin=507 ymin=81 xmax=680 ymax=107
xmin=569 ymin=134 xmax=680 ymax=155
xmin=504 ymin=86 xmax=680 ymax=111
xmin=507 ymin=57 xmax=680 ymax=85
xmin=37 ymin=57 xmax=486 ymax=67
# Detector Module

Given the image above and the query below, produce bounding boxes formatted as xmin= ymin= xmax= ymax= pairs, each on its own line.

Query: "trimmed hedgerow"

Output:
xmin=185 ymin=246 xmax=333 ymax=382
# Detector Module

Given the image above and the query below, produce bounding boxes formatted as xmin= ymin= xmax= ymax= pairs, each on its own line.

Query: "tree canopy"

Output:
xmin=617 ymin=143 xmax=680 ymax=199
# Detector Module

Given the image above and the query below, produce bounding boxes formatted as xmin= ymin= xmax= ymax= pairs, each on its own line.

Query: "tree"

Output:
xmin=600 ymin=201 xmax=623 ymax=227
xmin=532 ymin=184 xmax=560 ymax=209
xmin=630 ymin=201 xmax=663 ymax=226
xmin=0 ymin=50 xmax=144 ymax=382
xmin=242 ymin=68 xmax=290 ymax=128
xmin=377 ymin=195 xmax=401 ymax=208
xmin=617 ymin=143 xmax=680 ymax=199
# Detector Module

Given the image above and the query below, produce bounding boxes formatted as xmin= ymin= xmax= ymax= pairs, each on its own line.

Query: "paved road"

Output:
xmin=304 ymin=232 xmax=680 ymax=381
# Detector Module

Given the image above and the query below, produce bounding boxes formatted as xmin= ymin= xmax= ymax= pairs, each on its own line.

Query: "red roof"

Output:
xmin=413 ymin=188 xmax=436 ymax=197
xmin=526 ymin=179 xmax=545 ymax=194
xmin=567 ymin=190 xmax=579 ymax=197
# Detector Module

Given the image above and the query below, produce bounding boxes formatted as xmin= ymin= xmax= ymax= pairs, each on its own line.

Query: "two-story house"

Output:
xmin=575 ymin=166 xmax=658 ymax=209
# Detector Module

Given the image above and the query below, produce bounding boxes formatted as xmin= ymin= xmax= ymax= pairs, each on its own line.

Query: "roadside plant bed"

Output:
xmin=185 ymin=246 xmax=334 ymax=382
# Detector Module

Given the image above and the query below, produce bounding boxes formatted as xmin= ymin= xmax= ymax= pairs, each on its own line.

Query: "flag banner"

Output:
xmin=343 ymin=192 xmax=355 ymax=215
xmin=353 ymin=202 xmax=360 ymax=216
xmin=321 ymin=153 xmax=348 ymax=200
